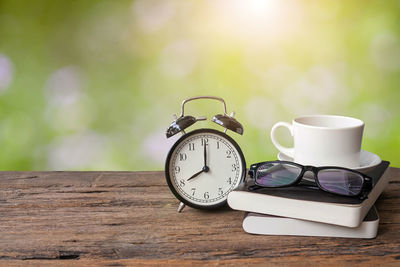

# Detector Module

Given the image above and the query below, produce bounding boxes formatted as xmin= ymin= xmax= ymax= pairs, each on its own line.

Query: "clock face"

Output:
xmin=165 ymin=128 xmax=246 ymax=209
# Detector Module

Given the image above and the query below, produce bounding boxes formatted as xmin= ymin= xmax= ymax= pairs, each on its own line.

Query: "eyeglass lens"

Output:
xmin=256 ymin=162 xmax=302 ymax=187
xmin=317 ymin=169 xmax=364 ymax=196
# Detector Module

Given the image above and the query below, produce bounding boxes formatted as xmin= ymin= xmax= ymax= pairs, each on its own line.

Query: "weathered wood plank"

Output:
xmin=0 ymin=168 xmax=399 ymax=265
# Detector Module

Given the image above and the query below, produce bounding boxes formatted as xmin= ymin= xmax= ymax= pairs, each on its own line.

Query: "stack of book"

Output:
xmin=227 ymin=161 xmax=390 ymax=238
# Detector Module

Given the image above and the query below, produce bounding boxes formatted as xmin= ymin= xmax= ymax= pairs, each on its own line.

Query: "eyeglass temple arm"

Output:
xmin=359 ymin=176 xmax=374 ymax=200
xmin=248 ymin=164 xmax=259 ymax=179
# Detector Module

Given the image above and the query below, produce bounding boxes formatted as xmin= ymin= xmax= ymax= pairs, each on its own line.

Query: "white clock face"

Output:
xmin=168 ymin=130 xmax=245 ymax=207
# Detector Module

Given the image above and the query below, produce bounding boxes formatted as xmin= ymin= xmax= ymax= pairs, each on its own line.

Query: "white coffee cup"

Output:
xmin=270 ymin=115 xmax=364 ymax=168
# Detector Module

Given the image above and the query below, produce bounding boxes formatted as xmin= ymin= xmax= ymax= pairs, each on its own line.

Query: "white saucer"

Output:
xmin=277 ymin=150 xmax=382 ymax=173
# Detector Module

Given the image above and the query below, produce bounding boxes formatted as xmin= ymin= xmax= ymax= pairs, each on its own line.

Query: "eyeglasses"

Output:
xmin=248 ymin=161 xmax=373 ymax=200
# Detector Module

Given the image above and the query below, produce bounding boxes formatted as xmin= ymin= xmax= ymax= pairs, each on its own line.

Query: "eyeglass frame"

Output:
xmin=248 ymin=160 xmax=374 ymax=200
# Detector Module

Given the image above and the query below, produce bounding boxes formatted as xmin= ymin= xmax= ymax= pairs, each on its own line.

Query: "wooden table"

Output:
xmin=0 ymin=168 xmax=399 ymax=266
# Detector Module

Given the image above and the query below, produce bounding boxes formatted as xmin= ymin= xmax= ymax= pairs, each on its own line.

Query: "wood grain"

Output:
xmin=0 ymin=168 xmax=399 ymax=266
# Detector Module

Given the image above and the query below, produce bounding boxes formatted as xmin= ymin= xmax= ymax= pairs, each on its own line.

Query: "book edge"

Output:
xmin=242 ymin=206 xmax=379 ymax=238
xmin=228 ymin=166 xmax=390 ymax=227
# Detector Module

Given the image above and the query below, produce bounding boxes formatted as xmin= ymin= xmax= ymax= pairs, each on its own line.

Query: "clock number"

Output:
xmin=179 ymin=153 xmax=187 ymax=161
xmin=216 ymin=141 xmax=220 ymax=149
xmin=179 ymin=179 xmax=185 ymax=187
xmin=232 ymin=164 xmax=237 ymax=171
xmin=175 ymin=166 xmax=180 ymax=174
xmin=201 ymin=138 xmax=209 ymax=146
xmin=226 ymin=150 xmax=232 ymax=158
xmin=204 ymin=192 xmax=209 ymax=199
xmin=191 ymin=188 xmax=196 ymax=196
xmin=227 ymin=177 xmax=232 ymax=184
xmin=188 ymin=143 xmax=195 ymax=151
xmin=218 ymin=187 xmax=223 ymax=196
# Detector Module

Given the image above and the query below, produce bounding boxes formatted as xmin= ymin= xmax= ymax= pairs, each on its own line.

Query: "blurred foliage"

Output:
xmin=0 ymin=0 xmax=399 ymax=170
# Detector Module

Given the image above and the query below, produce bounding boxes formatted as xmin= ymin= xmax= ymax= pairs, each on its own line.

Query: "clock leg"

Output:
xmin=178 ymin=202 xmax=186 ymax=213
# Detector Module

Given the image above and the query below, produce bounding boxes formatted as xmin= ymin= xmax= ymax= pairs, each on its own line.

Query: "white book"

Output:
xmin=243 ymin=206 xmax=379 ymax=238
xmin=228 ymin=161 xmax=390 ymax=228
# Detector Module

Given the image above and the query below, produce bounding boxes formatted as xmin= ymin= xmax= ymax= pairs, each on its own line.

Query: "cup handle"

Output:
xmin=270 ymin=122 xmax=295 ymax=158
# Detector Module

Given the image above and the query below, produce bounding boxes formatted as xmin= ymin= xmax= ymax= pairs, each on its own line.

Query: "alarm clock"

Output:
xmin=165 ymin=96 xmax=246 ymax=212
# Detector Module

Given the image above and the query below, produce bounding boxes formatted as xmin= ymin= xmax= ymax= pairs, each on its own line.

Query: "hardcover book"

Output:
xmin=243 ymin=206 xmax=379 ymax=238
xmin=227 ymin=161 xmax=390 ymax=227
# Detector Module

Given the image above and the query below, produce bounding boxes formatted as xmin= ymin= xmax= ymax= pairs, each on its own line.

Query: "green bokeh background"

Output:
xmin=0 ymin=0 xmax=399 ymax=170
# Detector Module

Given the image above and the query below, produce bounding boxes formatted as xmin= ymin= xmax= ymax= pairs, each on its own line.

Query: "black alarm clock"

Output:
xmin=165 ymin=96 xmax=246 ymax=212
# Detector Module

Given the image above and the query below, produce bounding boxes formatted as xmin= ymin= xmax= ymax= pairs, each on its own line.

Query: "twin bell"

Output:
xmin=165 ymin=96 xmax=243 ymax=138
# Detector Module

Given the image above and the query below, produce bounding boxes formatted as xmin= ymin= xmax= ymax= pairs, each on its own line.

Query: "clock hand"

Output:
xmin=188 ymin=144 xmax=210 ymax=182
xmin=187 ymin=165 xmax=210 ymax=181
xmin=203 ymin=143 xmax=207 ymax=167
xmin=187 ymin=169 xmax=204 ymax=181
